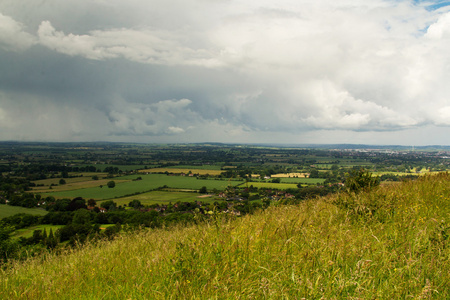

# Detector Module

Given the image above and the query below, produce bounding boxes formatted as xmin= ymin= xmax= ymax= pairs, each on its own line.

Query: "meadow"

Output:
xmin=1 ymin=173 xmax=448 ymax=298
xmin=278 ymin=177 xmax=326 ymax=184
xmin=76 ymin=164 xmax=148 ymax=172
xmin=100 ymin=190 xmax=217 ymax=207
xmin=140 ymin=168 xmax=224 ymax=176
xmin=11 ymin=225 xmax=64 ymax=239
xmin=271 ymin=172 xmax=309 ymax=178
xmin=167 ymin=165 xmax=224 ymax=170
xmin=31 ymin=174 xmax=122 ymax=193
xmin=42 ymin=174 xmax=243 ymax=200
xmin=0 ymin=205 xmax=47 ymax=219
xmin=238 ymin=182 xmax=300 ymax=190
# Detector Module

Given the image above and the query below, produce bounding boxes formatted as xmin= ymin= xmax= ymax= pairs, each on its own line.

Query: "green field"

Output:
xmin=103 ymin=190 xmax=218 ymax=207
xmin=0 ymin=205 xmax=48 ymax=219
xmin=11 ymin=225 xmax=65 ymax=239
xmin=279 ymin=177 xmax=325 ymax=184
xmin=238 ymin=182 xmax=299 ymax=190
xmin=75 ymin=164 xmax=148 ymax=171
xmin=166 ymin=165 xmax=223 ymax=170
xmin=140 ymin=168 xmax=223 ymax=175
xmin=42 ymin=174 xmax=243 ymax=200
xmin=31 ymin=174 xmax=115 ymax=193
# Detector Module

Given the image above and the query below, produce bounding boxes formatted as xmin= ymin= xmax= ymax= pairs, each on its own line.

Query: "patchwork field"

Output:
xmin=166 ymin=165 xmax=223 ymax=170
xmin=237 ymin=182 xmax=299 ymax=190
xmin=101 ymin=190 xmax=217 ymax=207
xmin=75 ymin=164 xmax=148 ymax=172
xmin=271 ymin=173 xmax=309 ymax=178
xmin=31 ymin=177 xmax=127 ymax=193
xmin=279 ymin=177 xmax=326 ymax=184
xmin=41 ymin=174 xmax=243 ymax=200
xmin=139 ymin=168 xmax=224 ymax=175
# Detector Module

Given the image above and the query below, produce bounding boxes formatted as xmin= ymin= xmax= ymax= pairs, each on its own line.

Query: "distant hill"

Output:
xmin=2 ymin=140 xmax=450 ymax=151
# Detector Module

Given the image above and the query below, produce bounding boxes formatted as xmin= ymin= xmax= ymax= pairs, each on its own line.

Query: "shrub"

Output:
xmin=107 ymin=181 xmax=116 ymax=188
xmin=345 ymin=168 xmax=379 ymax=193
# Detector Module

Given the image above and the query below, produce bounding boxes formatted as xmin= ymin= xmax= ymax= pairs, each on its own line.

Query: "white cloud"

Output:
xmin=37 ymin=21 xmax=116 ymax=60
xmin=167 ymin=126 xmax=185 ymax=134
xmin=436 ymin=106 xmax=450 ymax=125
xmin=0 ymin=13 xmax=36 ymax=51
xmin=426 ymin=11 xmax=450 ymax=39
xmin=37 ymin=21 xmax=222 ymax=67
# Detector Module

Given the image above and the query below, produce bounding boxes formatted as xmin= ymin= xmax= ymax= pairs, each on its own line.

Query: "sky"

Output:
xmin=1 ymin=0 xmax=450 ymax=145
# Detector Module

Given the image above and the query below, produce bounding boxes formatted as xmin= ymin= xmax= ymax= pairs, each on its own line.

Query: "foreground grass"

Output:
xmin=1 ymin=174 xmax=449 ymax=299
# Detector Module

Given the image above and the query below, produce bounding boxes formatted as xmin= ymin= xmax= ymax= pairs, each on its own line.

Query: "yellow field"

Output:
xmin=139 ymin=168 xmax=223 ymax=176
xmin=271 ymin=173 xmax=309 ymax=178
xmin=372 ymin=170 xmax=441 ymax=177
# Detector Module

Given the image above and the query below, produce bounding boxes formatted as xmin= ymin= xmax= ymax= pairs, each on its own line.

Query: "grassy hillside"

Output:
xmin=1 ymin=173 xmax=449 ymax=299
xmin=0 ymin=205 xmax=47 ymax=219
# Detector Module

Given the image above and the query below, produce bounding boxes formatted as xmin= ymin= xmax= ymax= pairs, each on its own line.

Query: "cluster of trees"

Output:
xmin=0 ymin=174 xmax=31 ymax=201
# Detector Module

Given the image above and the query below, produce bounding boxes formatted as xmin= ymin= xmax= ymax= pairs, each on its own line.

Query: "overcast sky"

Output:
xmin=1 ymin=0 xmax=450 ymax=145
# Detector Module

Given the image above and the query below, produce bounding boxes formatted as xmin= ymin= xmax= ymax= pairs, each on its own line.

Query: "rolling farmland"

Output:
xmin=42 ymin=174 xmax=243 ymax=200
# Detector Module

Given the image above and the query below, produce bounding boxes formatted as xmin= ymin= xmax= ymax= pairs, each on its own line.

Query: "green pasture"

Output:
xmin=279 ymin=177 xmax=325 ymax=184
xmin=32 ymin=173 xmax=108 ymax=186
xmin=103 ymin=191 xmax=218 ymax=207
xmin=166 ymin=165 xmax=223 ymax=170
xmin=11 ymin=225 xmax=64 ymax=239
xmin=74 ymin=164 xmax=148 ymax=172
xmin=238 ymin=182 xmax=299 ymax=190
xmin=41 ymin=174 xmax=243 ymax=200
xmin=11 ymin=224 xmax=116 ymax=239
xmin=0 ymin=205 xmax=48 ymax=219
xmin=141 ymin=168 xmax=223 ymax=176
xmin=31 ymin=175 xmax=125 ymax=193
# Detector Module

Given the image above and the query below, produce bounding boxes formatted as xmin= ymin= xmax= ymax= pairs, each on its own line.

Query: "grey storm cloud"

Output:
xmin=1 ymin=0 xmax=450 ymax=144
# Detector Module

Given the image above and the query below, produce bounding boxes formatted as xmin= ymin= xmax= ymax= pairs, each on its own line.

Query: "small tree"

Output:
xmin=107 ymin=181 xmax=116 ymax=188
xmin=345 ymin=169 xmax=379 ymax=193
xmin=72 ymin=209 xmax=94 ymax=225
xmin=129 ymin=199 xmax=142 ymax=209
xmin=87 ymin=199 xmax=97 ymax=207
xmin=59 ymin=179 xmax=66 ymax=185
xmin=199 ymin=186 xmax=207 ymax=194
xmin=46 ymin=229 xmax=58 ymax=249
xmin=100 ymin=200 xmax=117 ymax=211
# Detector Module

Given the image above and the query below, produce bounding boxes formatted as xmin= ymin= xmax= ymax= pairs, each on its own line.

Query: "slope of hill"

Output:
xmin=0 ymin=204 xmax=47 ymax=219
xmin=1 ymin=173 xmax=449 ymax=299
